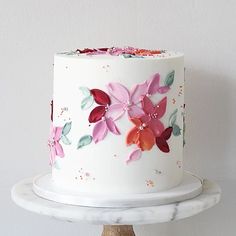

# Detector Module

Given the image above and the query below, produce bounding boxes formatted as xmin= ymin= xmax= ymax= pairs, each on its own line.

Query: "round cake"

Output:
xmin=49 ymin=47 xmax=185 ymax=195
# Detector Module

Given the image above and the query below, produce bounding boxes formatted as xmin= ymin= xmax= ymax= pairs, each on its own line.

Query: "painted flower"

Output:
xmin=48 ymin=124 xmax=64 ymax=165
xmin=126 ymin=118 xmax=155 ymax=151
xmin=140 ymin=95 xmax=167 ymax=137
xmin=77 ymin=48 xmax=109 ymax=55
xmin=156 ymin=127 xmax=173 ymax=153
xmin=88 ymin=89 xmax=111 ymax=123
xmin=88 ymin=88 xmax=120 ymax=143
xmin=92 ymin=117 xmax=120 ymax=143
xmin=135 ymin=49 xmax=162 ymax=56
xmin=106 ymin=82 xmax=148 ymax=119
xmin=106 ymin=74 xmax=170 ymax=121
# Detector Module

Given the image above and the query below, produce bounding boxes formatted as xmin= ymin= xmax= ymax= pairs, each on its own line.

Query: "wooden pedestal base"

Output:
xmin=101 ymin=225 xmax=135 ymax=236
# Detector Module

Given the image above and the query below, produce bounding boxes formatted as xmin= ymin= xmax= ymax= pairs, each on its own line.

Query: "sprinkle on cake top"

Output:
xmin=58 ymin=47 xmax=183 ymax=59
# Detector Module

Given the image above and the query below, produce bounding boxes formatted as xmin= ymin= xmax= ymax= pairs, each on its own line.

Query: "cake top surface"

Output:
xmin=56 ymin=47 xmax=183 ymax=60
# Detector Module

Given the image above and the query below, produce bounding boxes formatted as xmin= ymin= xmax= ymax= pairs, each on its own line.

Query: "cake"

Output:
xmin=48 ymin=47 xmax=185 ymax=195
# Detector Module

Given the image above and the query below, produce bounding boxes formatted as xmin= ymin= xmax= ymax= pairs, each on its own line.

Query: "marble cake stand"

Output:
xmin=11 ymin=178 xmax=221 ymax=236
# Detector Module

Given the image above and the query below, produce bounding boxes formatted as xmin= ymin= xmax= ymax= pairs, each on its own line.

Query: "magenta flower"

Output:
xmin=48 ymin=124 xmax=64 ymax=165
xmin=140 ymin=95 xmax=167 ymax=137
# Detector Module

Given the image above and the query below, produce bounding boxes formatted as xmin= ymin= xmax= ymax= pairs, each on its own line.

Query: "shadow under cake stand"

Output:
xmin=11 ymin=174 xmax=221 ymax=236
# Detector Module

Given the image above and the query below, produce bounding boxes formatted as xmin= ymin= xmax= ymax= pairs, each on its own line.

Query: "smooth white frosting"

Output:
xmin=52 ymin=51 xmax=184 ymax=194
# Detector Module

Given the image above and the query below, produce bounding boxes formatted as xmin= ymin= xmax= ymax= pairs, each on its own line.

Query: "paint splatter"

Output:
xmin=146 ymin=180 xmax=155 ymax=187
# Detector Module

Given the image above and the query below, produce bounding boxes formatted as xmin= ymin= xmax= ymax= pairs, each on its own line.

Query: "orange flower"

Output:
xmin=126 ymin=118 xmax=155 ymax=151
xmin=135 ymin=49 xmax=162 ymax=56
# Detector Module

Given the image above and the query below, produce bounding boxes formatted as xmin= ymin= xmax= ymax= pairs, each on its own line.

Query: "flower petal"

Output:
xmin=105 ymin=117 xmax=120 ymax=135
xmin=141 ymin=95 xmax=155 ymax=114
xmin=92 ymin=120 xmax=108 ymax=143
xmin=149 ymin=119 xmax=165 ymax=137
xmin=157 ymin=86 xmax=170 ymax=94
xmin=106 ymin=103 xmax=125 ymax=120
xmin=140 ymin=114 xmax=151 ymax=124
xmin=130 ymin=118 xmax=142 ymax=126
xmin=138 ymin=128 xmax=155 ymax=151
xmin=156 ymin=137 xmax=170 ymax=153
xmin=126 ymin=127 xmax=139 ymax=146
xmin=130 ymin=81 xmax=148 ymax=104
xmin=88 ymin=106 xmax=106 ymax=123
xmin=128 ymin=105 xmax=145 ymax=118
xmin=126 ymin=148 xmax=142 ymax=164
xmin=147 ymin=73 xmax=160 ymax=95
xmin=49 ymin=147 xmax=56 ymax=165
xmin=55 ymin=142 xmax=65 ymax=158
xmin=55 ymin=127 xmax=63 ymax=141
xmin=107 ymin=82 xmax=130 ymax=103
xmin=162 ymin=127 xmax=173 ymax=140
xmin=90 ymin=89 xmax=111 ymax=105
xmin=155 ymin=97 xmax=167 ymax=118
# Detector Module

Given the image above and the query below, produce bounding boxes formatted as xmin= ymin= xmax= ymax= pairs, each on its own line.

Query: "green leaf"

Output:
xmin=62 ymin=122 xmax=72 ymax=135
xmin=172 ymin=124 xmax=181 ymax=136
xmin=77 ymin=135 xmax=93 ymax=149
xmin=169 ymin=109 xmax=178 ymax=126
xmin=81 ymin=95 xmax=94 ymax=110
xmin=165 ymin=70 xmax=175 ymax=87
xmin=79 ymin=87 xmax=91 ymax=97
xmin=61 ymin=135 xmax=71 ymax=145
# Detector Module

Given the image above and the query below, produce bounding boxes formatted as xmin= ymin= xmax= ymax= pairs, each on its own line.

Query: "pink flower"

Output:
xmin=140 ymin=95 xmax=167 ymax=137
xmin=48 ymin=124 xmax=64 ymax=165
xmin=106 ymin=74 xmax=170 ymax=120
xmin=106 ymin=81 xmax=148 ymax=119
xmin=92 ymin=117 xmax=120 ymax=143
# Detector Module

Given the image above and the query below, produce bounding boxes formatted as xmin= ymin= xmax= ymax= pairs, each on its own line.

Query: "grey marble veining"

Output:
xmin=11 ymin=178 xmax=221 ymax=225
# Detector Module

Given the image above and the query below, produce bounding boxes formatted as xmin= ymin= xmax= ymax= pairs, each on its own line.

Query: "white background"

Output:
xmin=1 ymin=0 xmax=236 ymax=235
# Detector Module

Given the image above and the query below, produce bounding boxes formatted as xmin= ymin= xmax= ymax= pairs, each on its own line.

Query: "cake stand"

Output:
xmin=11 ymin=177 xmax=221 ymax=236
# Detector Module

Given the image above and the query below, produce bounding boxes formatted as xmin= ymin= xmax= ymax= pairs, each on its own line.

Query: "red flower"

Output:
xmin=88 ymin=89 xmax=111 ymax=123
xmin=76 ymin=48 xmax=97 ymax=54
xmin=156 ymin=127 xmax=173 ymax=153
xmin=126 ymin=118 xmax=155 ymax=151
xmin=140 ymin=95 xmax=167 ymax=137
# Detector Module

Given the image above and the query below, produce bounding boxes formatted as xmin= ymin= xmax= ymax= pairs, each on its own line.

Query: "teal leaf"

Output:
xmin=172 ymin=124 xmax=181 ymax=136
xmin=54 ymin=161 xmax=61 ymax=169
xmin=81 ymin=95 xmax=94 ymax=110
xmin=62 ymin=122 xmax=72 ymax=135
xmin=165 ymin=70 xmax=175 ymax=87
xmin=77 ymin=135 xmax=93 ymax=149
xmin=61 ymin=135 xmax=71 ymax=145
xmin=79 ymin=87 xmax=91 ymax=97
xmin=169 ymin=109 xmax=178 ymax=126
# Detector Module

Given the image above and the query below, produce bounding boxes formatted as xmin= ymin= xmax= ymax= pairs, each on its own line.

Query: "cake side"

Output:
xmin=49 ymin=49 xmax=185 ymax=195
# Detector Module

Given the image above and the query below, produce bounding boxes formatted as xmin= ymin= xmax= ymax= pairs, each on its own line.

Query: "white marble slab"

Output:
xmin=32 ymin=172 xmax=203 ymax=208
xmin=11 ymin=177 xmax=221 ymax=225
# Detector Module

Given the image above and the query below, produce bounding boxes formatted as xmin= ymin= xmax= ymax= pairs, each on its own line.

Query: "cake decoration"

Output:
xmin=48 ymin=125 xmax=65 ymax=165
xmin=60 ymin=122 xmax=72 ymax=145
xmin=155 ymin=127 xmax=173 ymax=153
xmin=51 ymin=49 xmax=184 ymax=194
xmin=168 ymin=109 xmax=181 ymax=137
xmin=146 ymin=180 xmax=155 ymax=187
xmin=60 ymin=47 xmax=168 ymax=58
xmin=76 ymin=70 xmax=181 ymax=163
xmin=77 ymin=135 xmax=93 ymax=149
xmin=79 ymin=87 xmax=94 ymax=110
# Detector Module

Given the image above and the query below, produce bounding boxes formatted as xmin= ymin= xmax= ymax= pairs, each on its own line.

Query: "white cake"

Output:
xmin=48 ymin=47 xmax=185 ymax=195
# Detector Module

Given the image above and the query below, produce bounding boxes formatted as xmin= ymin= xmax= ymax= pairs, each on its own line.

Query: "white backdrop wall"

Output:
xmin=1 ymin=0 xmax=236 ymax=235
